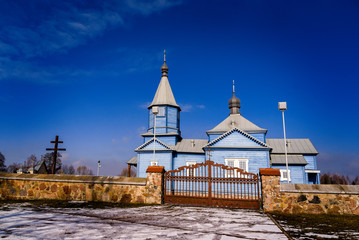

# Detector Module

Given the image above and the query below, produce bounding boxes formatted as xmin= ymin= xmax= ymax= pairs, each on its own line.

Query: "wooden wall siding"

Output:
xmin=167 ymin=107 xmax=179 ymax=129
xmin=137 ymin=152 xmax=173 ymax=178
xmin=159 ymin=136 xmax=177 ymax=146
xmin=209 ymin=149 xmax=270 ymax=174
xmin=143 ymin=136 xmax=178 ymax=145
xmin=248 ymin=133 xmax=266 ymax=143
xmin=173 ymin=153 xmax=206 ymax=170
xmin=148 ymin=110 xmax=154 ymax=129
xmin=271 ymin=164 xmax=306 ymax=184
xmin=148 ymin=106 xmax=179 ymax=134
xmin=141 ymin=141 xmax=169 ymax=151
xmin=208 ymin=134 xmax=221 ymax=142
xmin=303 ymin=155 xmax=317 ymax=169
xmin=211 ymin=131 xmax=263 ymax=147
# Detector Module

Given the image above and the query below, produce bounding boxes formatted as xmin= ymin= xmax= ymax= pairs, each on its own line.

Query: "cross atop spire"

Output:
xmin=161 ymin=49 xmax=168 ymax=76
xmin=149 ymin=51 xmax=180 ymax=109
xmin=233 ymin=80 xmax=235 ymax=94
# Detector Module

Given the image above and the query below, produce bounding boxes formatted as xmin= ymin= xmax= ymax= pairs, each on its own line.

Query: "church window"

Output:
xmin=150 ymin=161 xmax=158 ymax=166
xmin=280 ymin=169 xmax=291 ymax=181
xmin=225 ymin=158 xmax=248 ymax=177
xmin=186 ymin=161 xmax=196 ymax=177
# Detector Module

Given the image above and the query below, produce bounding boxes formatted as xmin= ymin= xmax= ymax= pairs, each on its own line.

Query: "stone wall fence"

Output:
xmin=0 ymin=166 xmax=165 ymax=204
xmin=260 ymin=168 xmax=359 ymax=215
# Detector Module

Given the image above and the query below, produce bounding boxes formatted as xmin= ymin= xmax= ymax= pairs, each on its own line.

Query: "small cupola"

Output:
xmin=229 ymin=80 xmax=241 ymax=114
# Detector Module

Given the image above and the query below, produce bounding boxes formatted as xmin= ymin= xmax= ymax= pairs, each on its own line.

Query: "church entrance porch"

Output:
xmin=164 ymin=160 xmax=261 ymax=209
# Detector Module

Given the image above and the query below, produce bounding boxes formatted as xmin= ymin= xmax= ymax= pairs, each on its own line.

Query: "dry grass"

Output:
xmin=270 ymin=212 xmax=359 ymax=239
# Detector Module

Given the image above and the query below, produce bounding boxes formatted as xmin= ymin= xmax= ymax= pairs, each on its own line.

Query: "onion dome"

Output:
xmin=229 ymin=80 xmax=240 ymax=114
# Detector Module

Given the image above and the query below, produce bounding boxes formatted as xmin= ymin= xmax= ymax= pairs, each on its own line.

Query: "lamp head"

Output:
xmin=152 ymin=106 xmax=159 ymax=115
xmin=278 ymin=102 xmax=287 ymax=111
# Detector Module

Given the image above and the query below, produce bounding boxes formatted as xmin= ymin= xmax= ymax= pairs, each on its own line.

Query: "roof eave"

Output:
xmin=206 ymin=129 xmax=268 ymax=135
xmin=147 ymin=103 xmax=181 ymax=111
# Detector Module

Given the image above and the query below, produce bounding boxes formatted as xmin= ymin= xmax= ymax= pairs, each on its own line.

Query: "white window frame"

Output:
xmin=225 ymin=158 xmax=248 ymax=177
xmin=150 ymin=161 xmax=158 ymax=166
xmin=280 ymin=169 xmax=291 ymax=182
xmin=186 ymin=161 xmax=197 ymax=177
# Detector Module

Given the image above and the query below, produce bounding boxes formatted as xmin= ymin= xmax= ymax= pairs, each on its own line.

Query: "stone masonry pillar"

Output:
xmin=259 ymin=168 xmax=281 ymax=212
xmin=145 ymin=166 xmax=165 ymax=204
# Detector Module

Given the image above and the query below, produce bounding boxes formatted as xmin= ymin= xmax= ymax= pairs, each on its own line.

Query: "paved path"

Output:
xmin=0 ymin=202 xmax=287 ymax=239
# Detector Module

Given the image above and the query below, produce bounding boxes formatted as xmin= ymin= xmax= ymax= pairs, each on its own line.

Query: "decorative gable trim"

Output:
xmin=204 ymin=128 xmax=270 ymax=148
xmin=135 ymin=138 xmax=173 ymax=151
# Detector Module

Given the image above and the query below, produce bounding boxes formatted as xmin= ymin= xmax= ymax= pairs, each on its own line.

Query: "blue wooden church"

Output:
xmin=128 ymin=57 xmax=320 ymax=184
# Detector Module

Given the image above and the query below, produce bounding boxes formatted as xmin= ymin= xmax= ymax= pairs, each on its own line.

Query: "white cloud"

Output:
xmin=180 ymin=104 xmax=193 ymax=112
xmin=0 ymin=0 xmax=182 ymax=82
xmin=60 ymin=153 xmax=70 ymax=163
xmin=139 ymin=102 xmax=152 ymax=109
xmin=121 ymin=137 xmax=130 ymax=143
xmin=125 ymin=0 xmax=182 ymax=15
xmin=179 ymin=103 xmax=206 ymax=112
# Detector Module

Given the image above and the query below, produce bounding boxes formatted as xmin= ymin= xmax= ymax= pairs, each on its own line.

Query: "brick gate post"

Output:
xmin=146 ymin=166 xmax=165 ymax=204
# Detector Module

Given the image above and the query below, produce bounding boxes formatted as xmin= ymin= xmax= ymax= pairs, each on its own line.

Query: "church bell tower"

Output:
xmin=143 ymin=51 xmax=181 ymax=145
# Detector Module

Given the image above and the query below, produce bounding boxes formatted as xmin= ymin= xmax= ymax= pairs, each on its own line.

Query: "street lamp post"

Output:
xmin=152 ymin=107 xmax=159 ymax=164
xmin=97 ymin=160 xmax=101 ymax=176
xmin=278 ymin=102 xmax=289 ymax=183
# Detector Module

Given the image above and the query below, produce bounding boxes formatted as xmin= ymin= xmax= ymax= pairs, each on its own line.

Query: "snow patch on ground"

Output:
xmin=0 ymin=203 xmax=287 ymax=240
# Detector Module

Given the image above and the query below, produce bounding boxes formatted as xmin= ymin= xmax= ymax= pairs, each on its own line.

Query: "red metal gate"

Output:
xmin=164 ymin=160 xmax=260 ymax=209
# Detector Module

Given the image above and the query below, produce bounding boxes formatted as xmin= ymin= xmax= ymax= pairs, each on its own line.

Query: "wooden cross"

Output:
xmin=46 ymin=135 xmax=66 ymax=174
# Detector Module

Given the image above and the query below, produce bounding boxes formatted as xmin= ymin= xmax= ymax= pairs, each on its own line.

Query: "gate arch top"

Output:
xmin=164 ymin=160 xmax=260 ymax=209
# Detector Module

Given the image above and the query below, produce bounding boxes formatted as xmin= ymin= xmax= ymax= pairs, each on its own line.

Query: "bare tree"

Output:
xmin=76 ymin=165 xmax=93 ymax=175
xmin=0 ymin=152 xmax=6 ymax=172
xmin=69 ymin=165 xmax=75 ymax=175
xmin=352 ymin=176 xmax=359 ymax=185
xmin=25 ymin=154 xmax=38 ymax=169
xmin=118 ymin=167 xmax=136 ymax=177
xmin=62 ymin=165 xmax=69 ymax=174
xmin=42 ymin=153 xmax=62 ymax=174
xmin=7 ymin=163 xmax=21 ymax=173
xmin=61 ymin=164 xmax=76 ymax=175
xmin=320 ymin=173 xmax=357 ymax=185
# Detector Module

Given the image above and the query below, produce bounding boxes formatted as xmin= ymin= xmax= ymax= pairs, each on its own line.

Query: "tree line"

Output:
xmin=320 ymin=173 xmax=359 ymax=185
xmin=0 ymin=152 xmax=93 ymax=175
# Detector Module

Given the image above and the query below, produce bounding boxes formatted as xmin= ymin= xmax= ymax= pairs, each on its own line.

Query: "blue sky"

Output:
xmin=0 ymin=0 xmax=358 ymax=177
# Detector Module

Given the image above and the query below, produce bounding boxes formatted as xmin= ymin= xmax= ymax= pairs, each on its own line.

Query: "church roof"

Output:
xmin=270 ymin=154 xmax=308 ymax=165
xmin=148 ymin=76 xmax=179 ymax=108
xmin=207 ymin=114 xmax=267 ymax=134
xmin=127 ymin=156 xmax=138 ymax=165
xmin=135 ymin=138 xmax=173 ymax=152
xmin=141 ymin=132 xmax=180 ymax=137
xmin=266 ymin=139 xmax=318 ymax=155
xmin=148 ymin=57 xmax=180 ymax=109
xmin=174 ymin=139 xmax=207 ymax=153
xmin=34 ymin=159 xmax=46 ymax=171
